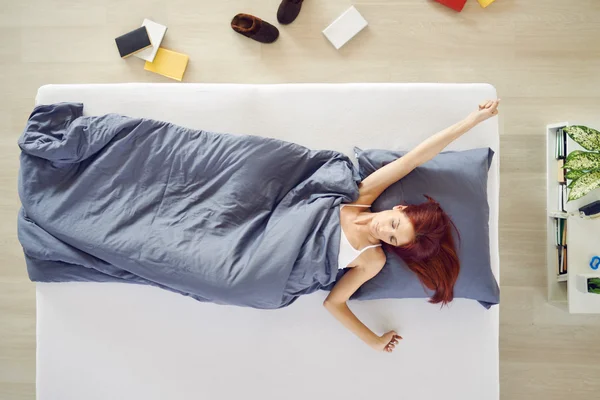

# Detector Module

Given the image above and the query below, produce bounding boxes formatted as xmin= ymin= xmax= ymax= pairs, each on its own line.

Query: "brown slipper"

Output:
xmin=231 ymin=14 xmax=279 ymax=44
xmin=277 ymin=0 xmax=304 ymax=25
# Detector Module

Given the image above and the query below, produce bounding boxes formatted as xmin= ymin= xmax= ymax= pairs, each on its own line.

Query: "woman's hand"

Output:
xmin=371 ymin=330 xmax=403 ymax=353
xmin=468 ymin=99 xmax=500 ymax=125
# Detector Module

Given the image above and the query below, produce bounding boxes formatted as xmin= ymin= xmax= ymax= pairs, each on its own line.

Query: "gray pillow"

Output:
xmin=349 ymin=147 xmax=499 ymax=308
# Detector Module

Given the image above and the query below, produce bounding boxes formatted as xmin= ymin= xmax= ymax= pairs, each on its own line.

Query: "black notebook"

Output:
xmin=115 ymin=26 xmax=152 ymax=58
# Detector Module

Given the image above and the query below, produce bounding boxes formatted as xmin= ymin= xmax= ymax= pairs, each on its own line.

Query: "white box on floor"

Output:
xmin=322 ymin=6 xmax=368 ymax=49
xmin=134 ymin=19 xmax=167 ymax=62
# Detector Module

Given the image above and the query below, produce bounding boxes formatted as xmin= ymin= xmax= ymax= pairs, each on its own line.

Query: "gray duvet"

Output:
xmin=17 ymin=103 xmax=360 ymax=309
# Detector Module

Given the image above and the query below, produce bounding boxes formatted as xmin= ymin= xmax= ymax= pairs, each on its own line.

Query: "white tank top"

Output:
xmin=338 ymin=204 xmax=382 ymax=270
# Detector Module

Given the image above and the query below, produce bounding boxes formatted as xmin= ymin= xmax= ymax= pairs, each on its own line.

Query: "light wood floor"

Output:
xmin=2 ymin=0 xmax=600 ymax=399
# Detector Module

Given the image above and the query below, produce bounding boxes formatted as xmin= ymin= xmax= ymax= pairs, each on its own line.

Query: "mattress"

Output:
xmin=34 ymin=83 xmax=500 ymax=400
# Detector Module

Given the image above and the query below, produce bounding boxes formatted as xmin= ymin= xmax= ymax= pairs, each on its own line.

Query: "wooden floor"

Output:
xmin=2 ymin=0 xmax=600 ymax=399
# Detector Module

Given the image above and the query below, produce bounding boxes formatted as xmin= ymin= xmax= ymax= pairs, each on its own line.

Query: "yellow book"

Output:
xmin=477 ymin=0 xmax=496 ymax=7
xmin=144 ymin=48 xmax=189 ymax=81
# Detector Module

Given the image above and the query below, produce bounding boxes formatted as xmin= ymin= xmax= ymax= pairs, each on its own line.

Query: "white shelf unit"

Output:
xmin=546 ymin=123 xmax=569 ymax=305
xmin=546 ymin=122 xmax=600 ymax=312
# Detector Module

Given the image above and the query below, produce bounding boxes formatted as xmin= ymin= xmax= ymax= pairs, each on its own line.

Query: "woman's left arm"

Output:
xmin=324 ymin=253 xmax=401 ymax=352
xmin=356 ymin=99 xmax=500 ymax=205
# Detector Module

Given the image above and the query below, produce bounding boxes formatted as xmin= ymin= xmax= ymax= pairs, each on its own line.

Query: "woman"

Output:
xmin=324 ymin=99 xmax=500 ymax=353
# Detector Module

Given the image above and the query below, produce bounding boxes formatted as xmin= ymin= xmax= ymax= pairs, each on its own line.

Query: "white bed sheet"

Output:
xmin=35 ymin=83 xmax=499 ymax=400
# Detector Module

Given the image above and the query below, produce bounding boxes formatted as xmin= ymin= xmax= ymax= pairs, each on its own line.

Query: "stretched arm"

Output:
xmin=356 ymin=99 xmax=500 ymax=205
xmin=324 ymin=256 xmax=402 ymax=353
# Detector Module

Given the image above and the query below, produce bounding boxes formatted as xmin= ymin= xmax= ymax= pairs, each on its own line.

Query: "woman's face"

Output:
xmin=370 ymin=206 xmax=415 ymax=246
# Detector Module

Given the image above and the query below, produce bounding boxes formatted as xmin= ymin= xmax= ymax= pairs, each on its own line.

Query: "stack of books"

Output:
xmin=554 ymin=218 xmax=568 ymax=277
xmin=114 ymin=19 xmax=189 ymax=81
xmin=555 ymin=128 xmax=568 ymax=212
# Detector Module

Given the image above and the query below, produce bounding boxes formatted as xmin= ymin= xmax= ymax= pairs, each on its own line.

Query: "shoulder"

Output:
xmin=367 ymin=246 xmax=386 ymax=266
xmin=356 ymin=247 xmax=386 ymax=275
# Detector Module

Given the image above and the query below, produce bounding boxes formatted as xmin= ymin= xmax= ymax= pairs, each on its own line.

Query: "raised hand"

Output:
xmin=469 ymin=99 xmax=500 ymax=124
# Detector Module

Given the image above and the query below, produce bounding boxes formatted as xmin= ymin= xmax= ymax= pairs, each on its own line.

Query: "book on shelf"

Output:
xmin=563 ymin=128 xmax=568 ymax=159
xmin=555 ymin=218 xmax=566 ymax=247
xmin=558 ymin=246 xmax=562 ymax=274
xmin=557 ymin=184 xmax=567 ymax=213
xmin=555 ymin=128 xmax=567 ymax=159
xmin=563 ymin=221 xmax=567 ymax=274
xmin=557 ymin=245 xmax=568 ymax=275
xmin=556 ymin=128 xmax=567 ymax=212
xmin=555 ymin=127 xmax=568 ymax=213
xmin=557 ymin=159 xmax=566 ymax=183
xmin=554 ymin=218 xmax=568 ymax=276
xmin=558 ymin=185 xmax=563 ymax=212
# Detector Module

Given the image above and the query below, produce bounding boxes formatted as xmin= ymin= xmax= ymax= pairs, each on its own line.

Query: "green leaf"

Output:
xmin=566 ymin=169 xmax=585 ymax=180
xmin=564 ymin=150 xmax=600 ymax=171
xmin=590 ymin=278 xmax=600 ymax=294
xmin=568 ymin=171 xmax=600 ymax=201
xmin=564 ymin=125 xmax=600 ymax=151
xmin=568 ymin=178 xmax=578 ymax=189
xmin=589 ymin=278 xmax=600 ymax=287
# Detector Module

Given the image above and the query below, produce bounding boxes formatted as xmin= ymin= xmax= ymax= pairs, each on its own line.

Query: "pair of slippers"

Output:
xmin=231 ymin=0 xmax=304 ymax=44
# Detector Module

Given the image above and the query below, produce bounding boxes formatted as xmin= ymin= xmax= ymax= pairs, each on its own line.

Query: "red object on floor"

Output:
xmin=434 ymin=0 xmax=467 ymax=12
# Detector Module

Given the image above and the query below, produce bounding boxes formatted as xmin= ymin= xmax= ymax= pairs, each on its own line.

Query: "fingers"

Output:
xmin=384 ymin=332 xmax=403 ymax=353
xmin=488 ymin=99 xmax=500 ymax=114
xmin=480 ymin=99 xmax=500 ymax=111
xmin=382 ymin=331 xmax=403 ymax=353
xmin=479 ymin=100 xmax=492 ymax=110
xmin=387 ymin=332 xmax=403 ymax=342
xmin=479 ymin=100 xmax=497 ymax=109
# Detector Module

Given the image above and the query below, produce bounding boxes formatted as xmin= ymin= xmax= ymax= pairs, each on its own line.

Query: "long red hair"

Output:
xmin=386 ymin=195 xmax=460 ymax=305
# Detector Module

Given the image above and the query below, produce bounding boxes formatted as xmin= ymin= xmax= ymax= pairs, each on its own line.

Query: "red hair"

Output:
xmin=386 ymin=195 xmax=460 ymax=305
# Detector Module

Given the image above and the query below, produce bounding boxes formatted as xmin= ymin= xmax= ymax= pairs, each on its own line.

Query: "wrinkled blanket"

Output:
xmin=18 ymin=103 xmax=360 ymax=309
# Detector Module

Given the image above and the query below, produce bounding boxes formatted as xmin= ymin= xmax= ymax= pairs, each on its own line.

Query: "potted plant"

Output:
xmin=563 ymin=125 xmax=600 ymax=201
xmin=589 ymin=278 xmax=600 ymax=294
xmin=576 ymin=274 xmax=600 ymax=294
